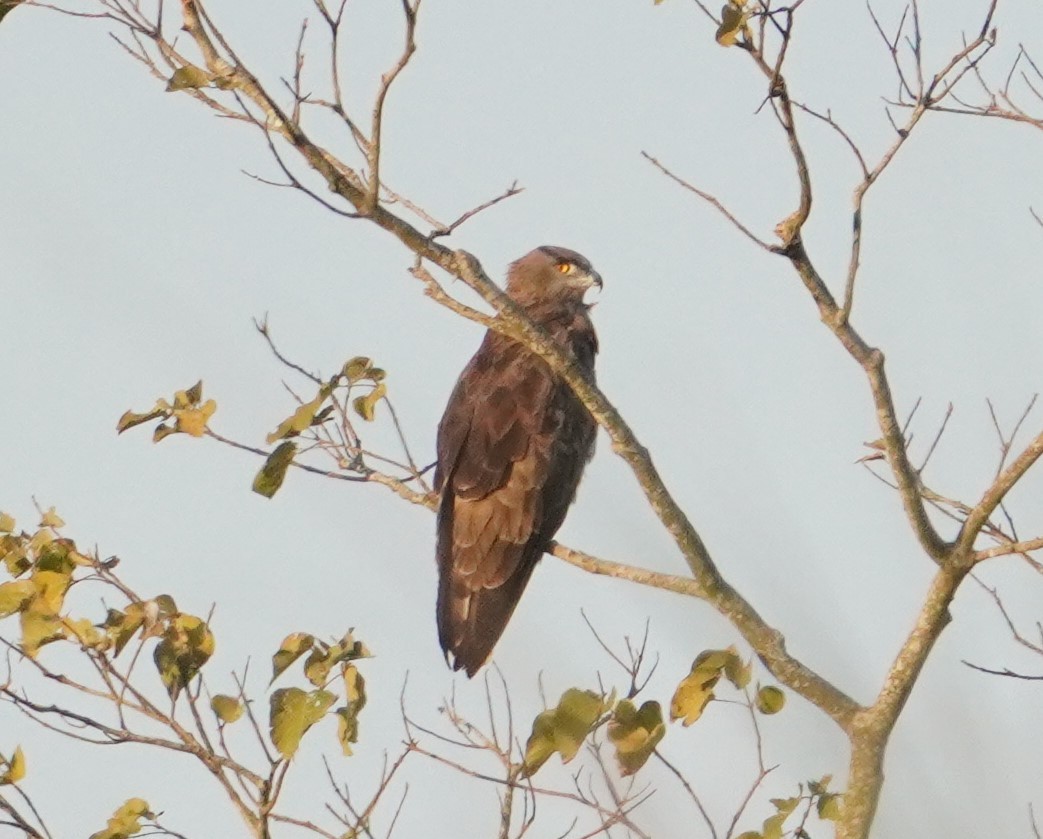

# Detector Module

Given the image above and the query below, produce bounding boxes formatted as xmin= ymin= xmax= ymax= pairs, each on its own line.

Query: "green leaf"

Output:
xmin=756 ymin=685 xmax=785 ymax=715
xmin=607 ymin=699 xmax=665 ymax=776
xmin=211 ymin=694 xmax=245 ymax=724
xmin=0 ymin=513 xmax=15 ymax=533
xmin=153 ymin=613 xmax=215 ymax=699
xmin=352 ymin=382 xmax=387 ymax=422
xmin=770 ymin=797 xmax=799 ymax=816
xmin=716 ymin=1 xmax=749 ymax=46
xmin=269 ymin=687 xmax=336 ymax=759
xmin=252 ymin=441 xmax=297 ymax=499
xmin=335 ymin=664 xmax=367 ymax=756
xmin=522 ymin=688 xmax=609 ymax=776
xmin=166 ymin=64 xmax=211 ymax=92
xmin=271 ymin=632 xmax=314 ymax=684
xmin=735 ymin=833 xmax=763 ymax=839
xmin=0 ymin=746 xmax=25 ymax=785
xmin=88 ymin=797 xmax=154 ymax=839
xmin=0 ymin=580 xmax=34 ymax=618
xmin=817 ymin=792 xmax=842 ymax=821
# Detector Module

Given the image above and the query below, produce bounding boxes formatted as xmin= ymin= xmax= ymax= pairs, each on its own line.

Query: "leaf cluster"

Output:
xmin=117 ymin=379 xmax=216 ymax=443
xmin=521 ymin=646 xmax=785 ymax=779
xmin=735 ymin=776 xmax=842 ymax=839
xmin=267 ymin=630 xmax=371 ymax=759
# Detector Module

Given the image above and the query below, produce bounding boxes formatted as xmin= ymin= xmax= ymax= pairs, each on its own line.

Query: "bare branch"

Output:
xmin=641 ymin=152 xmax=778 ymax=252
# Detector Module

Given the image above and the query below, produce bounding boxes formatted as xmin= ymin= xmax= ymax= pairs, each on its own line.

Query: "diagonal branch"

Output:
xmin=956 ymin=427 xmax=1043 ymax=554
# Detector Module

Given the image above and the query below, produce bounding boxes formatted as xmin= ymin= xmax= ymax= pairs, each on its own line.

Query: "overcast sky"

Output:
xmin=3 ymin=0 xmax=1043 ymax=837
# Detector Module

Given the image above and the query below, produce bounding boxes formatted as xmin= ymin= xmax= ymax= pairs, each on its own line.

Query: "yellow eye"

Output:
xmin=556 ymin=262 xmax=574 ymax=274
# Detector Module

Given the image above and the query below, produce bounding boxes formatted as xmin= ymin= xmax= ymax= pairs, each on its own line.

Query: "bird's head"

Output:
xmin=506 ymin=245 xmax=602 ymax=307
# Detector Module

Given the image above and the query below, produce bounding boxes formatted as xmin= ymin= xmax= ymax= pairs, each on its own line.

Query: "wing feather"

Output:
xmin=435 ymin=311 xmax=598 ymax=676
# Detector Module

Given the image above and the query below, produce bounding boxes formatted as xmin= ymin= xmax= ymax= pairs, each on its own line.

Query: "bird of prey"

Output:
xmin=434 ymin=246 xmax=602 ymax=676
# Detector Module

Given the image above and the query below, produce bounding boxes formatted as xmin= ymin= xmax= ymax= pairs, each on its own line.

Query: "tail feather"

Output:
xmin=436 ymin=489 xmax=539 ymax=676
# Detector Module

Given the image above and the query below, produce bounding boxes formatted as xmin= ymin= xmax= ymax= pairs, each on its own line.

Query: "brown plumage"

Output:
xmin=434 ymin=246 xmax=602 ymax=676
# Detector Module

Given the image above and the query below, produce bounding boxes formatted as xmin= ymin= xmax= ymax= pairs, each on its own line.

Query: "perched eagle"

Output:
xmin=434 ymin=246 xmax=602 ymax=676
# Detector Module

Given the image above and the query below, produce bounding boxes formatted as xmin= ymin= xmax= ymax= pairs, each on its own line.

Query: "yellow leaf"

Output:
xmin=27 ymin=528 xmax=53 ymax=553
xmin=68 ymin=548 xmax=94 ymax=567
xmin=20 ymin=605 xmax=63 ymax=657
xmin=271 ymin=632 xmax=315 ymax=683
xmin=607 ymin=699 xmax=665 ymax=776
xmin=174 ymin=398 xmax=217 ymax=437
xmin=2 ymin=534 xmax=29 ymax=576
xmin=352 ymin=382 xmax=387 ymax=422
xmin=0 ymin=746 xmax=25 ymax=785
xmin=266 ymin=387 xmax=331 ymax=443
xmin=762 ymin=811 xmax=787 ymax=839
xmin=332 ymin=663 xmax=368 ymax=756
xmin=0 ymin=580 xmax=35 ymax=618
xmin=31 ymin=569 xmax=71 ymax=613
xmin=39 ymin=507 xmax=65 ymax=529
xmin=89 ymin=797 xmax=153 ymax=838
xmin=670 ymin=649 xmax=740 ymax=726
xmin=0 ymin=513 xmax=14 ymax=532
xmin=64 ymin=617 xmax=107 ymax=649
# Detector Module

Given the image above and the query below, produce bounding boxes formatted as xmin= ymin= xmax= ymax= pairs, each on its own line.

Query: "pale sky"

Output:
xmin=3 ymin=0 xmax=1043 ymax=837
